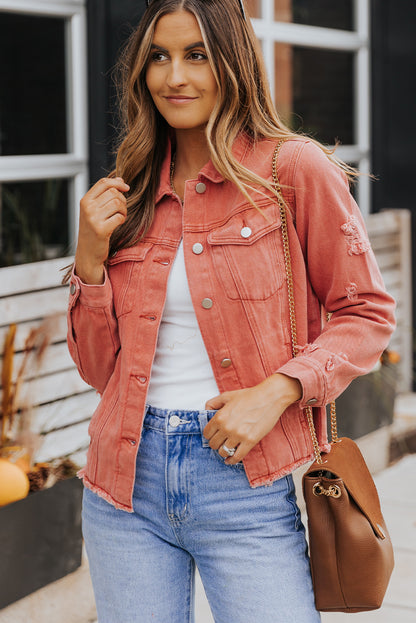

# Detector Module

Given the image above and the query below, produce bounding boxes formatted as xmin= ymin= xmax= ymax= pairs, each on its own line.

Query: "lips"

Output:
xmin=164 ymin=95 xmax=197 ymax=104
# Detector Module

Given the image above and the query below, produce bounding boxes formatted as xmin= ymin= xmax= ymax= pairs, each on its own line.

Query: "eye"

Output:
xmin=150 ymin=51 xmax=168 ymax=62
xmin=188 ymin=51 xmax=208 ymax=61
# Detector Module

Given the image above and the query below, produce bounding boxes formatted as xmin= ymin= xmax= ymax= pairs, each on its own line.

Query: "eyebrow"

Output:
xmin=150 ymin=41 xmax=206 ymax=53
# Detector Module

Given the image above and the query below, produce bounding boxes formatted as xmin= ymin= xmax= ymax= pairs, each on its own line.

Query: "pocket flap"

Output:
xmin=107 ymin=244 xmax=151 ymax=265
xmin=207 ymin=204 xmax=281 ymax=246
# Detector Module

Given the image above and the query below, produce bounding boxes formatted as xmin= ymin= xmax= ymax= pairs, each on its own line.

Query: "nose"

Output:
xmin=166 ymin=59 xmax=187 ymax=88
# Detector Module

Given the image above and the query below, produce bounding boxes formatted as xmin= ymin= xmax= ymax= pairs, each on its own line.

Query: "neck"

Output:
xmin=174 ymin=128 xmax=211 ymax=179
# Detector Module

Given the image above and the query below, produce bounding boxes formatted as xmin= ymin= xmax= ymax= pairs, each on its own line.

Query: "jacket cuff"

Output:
xmin=276 ymin=357 xmax=327 ymax=409
xmin=68 ymin=266 xmax=113 ymax=308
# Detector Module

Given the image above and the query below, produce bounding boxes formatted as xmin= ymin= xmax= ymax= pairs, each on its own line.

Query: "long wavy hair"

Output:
xmin=98 ymin=0 xmax=356 ymax=256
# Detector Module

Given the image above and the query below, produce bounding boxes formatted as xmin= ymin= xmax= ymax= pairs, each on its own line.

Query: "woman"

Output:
xmin=67 ymin=1 xmax=395 ymax=621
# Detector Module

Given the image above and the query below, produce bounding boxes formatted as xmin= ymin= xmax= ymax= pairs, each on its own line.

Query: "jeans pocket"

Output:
xmin=210 ymin=448 xmax=245 ymax=470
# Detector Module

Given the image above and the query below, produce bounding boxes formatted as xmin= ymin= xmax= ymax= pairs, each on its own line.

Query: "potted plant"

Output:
xmin=334 ymin=349 xmax=400 ymax=440
xmin=0 ymin=323 xmax=83 ymax=609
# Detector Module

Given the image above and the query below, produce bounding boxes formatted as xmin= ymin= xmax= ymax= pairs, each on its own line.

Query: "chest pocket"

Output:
xmin=107 ymin=244 xmax=151 ymax=316
xmin=207 ymin=204 xmax=285 ymax=301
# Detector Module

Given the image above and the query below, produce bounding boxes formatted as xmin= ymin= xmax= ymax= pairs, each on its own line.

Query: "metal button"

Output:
xmin=70 ymin=283 xmax=76 ymax=295
xmin=137 ymin=376 xmax=147 ymax=384
xmin=169 ymin=415 xmax=181 ymax=428
xmin=220 ymin=358 xmax=232 ymax=368
xmin=240 ymin=226 xmax=252 ymax=238
xmin=195 ymin=182 xmax=206 ymax=194
xmin=201 ymin=298 xmax=213 ymax=309
xmin=306 ymin=398 xmax=318 ymax=406
xmin=192 ymin=242 xmax=204 ymax=255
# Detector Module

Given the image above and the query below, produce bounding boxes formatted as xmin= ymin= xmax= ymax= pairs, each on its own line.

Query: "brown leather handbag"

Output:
xmin=272 ymin=142 xmax=395 ymax=613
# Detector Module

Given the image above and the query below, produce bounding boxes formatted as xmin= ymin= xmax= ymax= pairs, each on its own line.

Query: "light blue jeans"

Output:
xmin=82 ymin=406 xmax=320 ymax=623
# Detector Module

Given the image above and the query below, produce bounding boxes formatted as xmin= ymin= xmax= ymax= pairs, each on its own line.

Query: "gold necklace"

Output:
xmin=170 ymin=154 xmax=183 ymax=204
xmin=170 ymin=155 xmax=176 ymax=194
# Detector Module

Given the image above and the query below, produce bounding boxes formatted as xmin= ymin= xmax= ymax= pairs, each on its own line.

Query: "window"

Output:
xmin=250 ymin=0 xmax=371 ymax=214
xmin=0 ymin=1 xmax=88 ymax=267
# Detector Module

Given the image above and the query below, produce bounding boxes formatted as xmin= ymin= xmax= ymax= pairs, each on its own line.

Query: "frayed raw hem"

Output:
xmin=247 ymin=444 xmax=331 ymax=488
xmin=77 ymin=469 xmax=134 ymax=513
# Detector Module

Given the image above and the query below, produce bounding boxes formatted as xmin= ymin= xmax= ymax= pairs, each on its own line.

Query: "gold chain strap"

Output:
xmin=272 ymin=141 xmax=338 ymax=464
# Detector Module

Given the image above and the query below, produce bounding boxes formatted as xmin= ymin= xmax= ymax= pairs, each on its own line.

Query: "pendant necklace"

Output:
xmin=170 ymin=154 xmax=183 ymax=204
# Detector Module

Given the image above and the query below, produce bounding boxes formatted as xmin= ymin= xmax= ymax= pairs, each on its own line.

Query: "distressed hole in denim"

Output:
xmin=345 ymin=282 xmax=358 ymax=301
xmin=341 ymin=216 xmax=371 ymax=256
xmin=296 ymin=343 xmax=318 ymax=355
xmin=325 ymin=357 xmax=336 ymax=372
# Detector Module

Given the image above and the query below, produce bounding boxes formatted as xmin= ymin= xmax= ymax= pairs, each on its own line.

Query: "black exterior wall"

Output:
xmin=371 ymin=0 xmax=416 ymax=385
xmin=86 ymin=0 xmax=146 ymax=183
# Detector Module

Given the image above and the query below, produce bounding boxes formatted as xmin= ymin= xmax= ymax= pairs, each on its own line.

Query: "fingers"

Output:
xmin=79 ymin=178 xmax=129 ymax=242
xmin=203 ymin=405 xmax=247 ymax=465
xmin=86 ymin=177 xmax=130 ymax=201
xmin=75 ymin=177 xmax=130 ymax=280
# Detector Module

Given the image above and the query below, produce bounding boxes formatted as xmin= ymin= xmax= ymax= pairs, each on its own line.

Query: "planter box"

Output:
xmin=334 ymin=364 xmax=397 ymax=440
xmin=0 ymin=477 xmax=83 ymax=609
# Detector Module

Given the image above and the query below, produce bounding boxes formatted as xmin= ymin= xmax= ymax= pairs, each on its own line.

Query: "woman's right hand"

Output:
xmin=75 ymin=177 xmax=130 ymax=284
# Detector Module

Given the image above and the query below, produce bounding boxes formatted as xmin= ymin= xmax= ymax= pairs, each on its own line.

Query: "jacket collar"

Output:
xmin=155 ymin=133 xmax=251 ymax=205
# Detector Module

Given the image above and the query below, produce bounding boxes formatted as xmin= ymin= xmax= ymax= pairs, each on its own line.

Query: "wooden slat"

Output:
xmin=382 ymin=272 xmax=401 ymax=293
xmin=18 ymin=369 xmax=92 ymax=406
xmin=0 ymin=342 xmax=74 ymax=386
xmin=374 ymin=249 xmax=401 ymax=271
xmin=0 ymin=257 xmax=73 ymax=297
xmin=32 ymin=391 xmax=100 ymax=434
xmin=70 ymin=448 xmax=88 ymax=468
xmin=369 ymin=232 xmax=400 ymax=252
xmin=366 ymin=210 xmax=400 ymax=236
xmin=34 ymin=420 xmax=90 ymax=463
xmin=0 ymin=314 xmax=67 ymax=352
xmin=0 ymin=288 xmax=68 ymax=326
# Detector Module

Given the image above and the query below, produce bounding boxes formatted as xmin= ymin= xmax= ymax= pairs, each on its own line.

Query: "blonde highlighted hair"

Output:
xmin=105 ymin=0 xmax=356 ymax=255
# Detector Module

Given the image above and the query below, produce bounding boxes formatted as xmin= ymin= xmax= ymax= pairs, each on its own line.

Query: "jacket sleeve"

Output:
xmin=67 ymin=267 xmax=120 ymax=394
xmin=277 ymin=140 xmax=396 ymax=408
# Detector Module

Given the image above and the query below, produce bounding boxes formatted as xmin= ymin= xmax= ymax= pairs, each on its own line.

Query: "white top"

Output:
xmin=146 ymin=240 xmax=219 ymax=409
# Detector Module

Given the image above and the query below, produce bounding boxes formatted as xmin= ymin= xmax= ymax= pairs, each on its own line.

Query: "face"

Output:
xmin=145 ymin=10 xmax=218 ymax=133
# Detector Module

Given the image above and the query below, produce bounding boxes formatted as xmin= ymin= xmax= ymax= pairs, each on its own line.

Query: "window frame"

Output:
xmin=0 ymin=0 xmax=88 ymax=255
xmin=252 ymin=0 xmax=371 ymax=215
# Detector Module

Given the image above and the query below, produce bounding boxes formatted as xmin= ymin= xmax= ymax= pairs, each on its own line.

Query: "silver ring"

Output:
xmin=222 ymin=444 xmax=236 ymax=457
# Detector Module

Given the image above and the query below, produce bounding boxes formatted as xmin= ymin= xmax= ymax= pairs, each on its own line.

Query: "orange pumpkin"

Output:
xmin=0 ymin=458 xmax=30 ymax=506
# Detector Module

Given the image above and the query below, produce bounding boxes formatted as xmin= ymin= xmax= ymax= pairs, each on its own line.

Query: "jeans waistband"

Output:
xmin=144 ymin=405 xmax=217 ymax=446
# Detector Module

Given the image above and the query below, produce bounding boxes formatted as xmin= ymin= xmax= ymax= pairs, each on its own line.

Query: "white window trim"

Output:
xmin=253 ymin=0 xmax=371 ymax=215
xmin=0 ymin=0 xmax=88 ymax=251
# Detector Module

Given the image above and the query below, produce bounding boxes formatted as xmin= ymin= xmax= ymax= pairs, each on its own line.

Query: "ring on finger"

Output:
xmin=222 ymin=443 xmax=236 ymax=457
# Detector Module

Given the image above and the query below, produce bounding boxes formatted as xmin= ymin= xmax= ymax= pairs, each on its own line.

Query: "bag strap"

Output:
xmin=272 ymin=140 xmax=338 ymax=464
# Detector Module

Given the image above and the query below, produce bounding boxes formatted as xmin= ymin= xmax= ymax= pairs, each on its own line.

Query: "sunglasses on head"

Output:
xmin=145 ymin=0 xmax=246 ymax=21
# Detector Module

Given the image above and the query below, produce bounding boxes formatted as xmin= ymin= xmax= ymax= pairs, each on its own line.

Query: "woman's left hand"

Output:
xmin=203 ymin=374 xmax=302 ymax=465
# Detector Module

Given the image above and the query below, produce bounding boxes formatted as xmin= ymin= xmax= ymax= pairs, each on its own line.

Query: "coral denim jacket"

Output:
xmin=67 ymin=137 xmax=395 ymax=512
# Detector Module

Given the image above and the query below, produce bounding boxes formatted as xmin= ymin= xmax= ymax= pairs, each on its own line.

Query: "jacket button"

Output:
xmin=306 ymin=398 xmax=318 ymax=405
xmin=201 ymin=298 xmax=213 ymax=309
xmin=220 ymin=358 xmax=232 ymax=368
xmin=192 ymin=243 xmax=203 ymax=255
xmin=70 ymin=283 xmax=76 ymax=295
xmin=240 ymin=226 xmax=252 ymax=238
xmin=137 ymin=376 xmax=147 ymax=384
xmin=195 ymin=182 xmax=206 ymax=194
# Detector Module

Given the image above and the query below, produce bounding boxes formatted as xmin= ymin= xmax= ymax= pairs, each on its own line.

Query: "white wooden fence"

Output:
xmin=0 ymin=209 xmax=412 ymax=468
xmin=366 ymin=209 xmax=412 ymax=393
xmin=0 ymin=257 xmax=99 ymax=467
